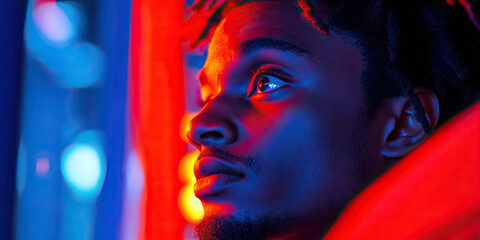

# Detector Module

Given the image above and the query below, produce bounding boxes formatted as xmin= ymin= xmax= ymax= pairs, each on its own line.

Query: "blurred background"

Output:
xmin=1 ymin=0 xmax=205 ymax=239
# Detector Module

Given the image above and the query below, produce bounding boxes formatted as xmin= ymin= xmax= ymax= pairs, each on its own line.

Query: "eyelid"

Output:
xmin=254 ymin=66 xmax=293 ymax=82
xmin=249 ymin=69 xmax=291 ymax=96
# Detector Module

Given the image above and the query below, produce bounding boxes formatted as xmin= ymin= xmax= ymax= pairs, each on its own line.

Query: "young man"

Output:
xmin=185 ymin=0 xmax=480 ymax=239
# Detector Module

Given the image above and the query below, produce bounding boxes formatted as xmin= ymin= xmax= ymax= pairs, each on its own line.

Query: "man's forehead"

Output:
xmin=220 ymin=0 xmax=304 ymax=41
xmin=201 ymin=0 xmax=317 ymax=82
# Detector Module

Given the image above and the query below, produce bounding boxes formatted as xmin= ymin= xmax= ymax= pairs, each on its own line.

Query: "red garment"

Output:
xmin=325 ymin=101 xmax=480 ymax=239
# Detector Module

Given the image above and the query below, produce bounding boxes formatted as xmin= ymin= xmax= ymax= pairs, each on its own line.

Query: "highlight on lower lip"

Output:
xmin=194 ymin=173 xmax=243 ymax=198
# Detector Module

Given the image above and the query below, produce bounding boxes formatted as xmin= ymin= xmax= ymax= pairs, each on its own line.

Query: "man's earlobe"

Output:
xmin=382 ymin=88 xmax=440 ymax=158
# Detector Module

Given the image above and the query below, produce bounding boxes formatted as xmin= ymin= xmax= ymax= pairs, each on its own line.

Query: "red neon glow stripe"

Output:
xmin=129 ymin=0 xmax=187 ymax=239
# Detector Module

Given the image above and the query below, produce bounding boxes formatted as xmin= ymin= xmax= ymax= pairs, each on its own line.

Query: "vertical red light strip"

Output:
xmin=130 ymin=0 xmax=186 ymax=239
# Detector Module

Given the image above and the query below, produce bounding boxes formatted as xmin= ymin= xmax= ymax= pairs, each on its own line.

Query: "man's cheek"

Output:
xmin=236 ymin=105 xmax=294 ymax=154
xmin=250 ymin=89 xmax=299 ymax=112
xmin=243 ymin=110 xmax=321 ymax=156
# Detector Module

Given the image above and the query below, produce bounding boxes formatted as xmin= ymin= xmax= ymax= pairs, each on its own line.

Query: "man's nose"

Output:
xmin=186 ymin=101 xmax=238 ymax=148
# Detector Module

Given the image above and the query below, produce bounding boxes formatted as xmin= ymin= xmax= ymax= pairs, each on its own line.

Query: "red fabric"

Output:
xmin=325 ymin=101 xmax=480 ymax=239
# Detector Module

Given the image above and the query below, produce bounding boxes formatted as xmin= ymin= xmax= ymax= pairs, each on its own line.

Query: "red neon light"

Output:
xmin=325 ymin=101 xmax=480 ymax=239
xmin=129 ymin=0 xmax=186 ymax=239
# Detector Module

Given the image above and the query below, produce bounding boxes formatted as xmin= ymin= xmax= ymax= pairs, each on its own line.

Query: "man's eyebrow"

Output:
xmin=238 ymin=37 xmax=310 ymax=56
xmin=196 ymin=38 xmax=309 ymax=86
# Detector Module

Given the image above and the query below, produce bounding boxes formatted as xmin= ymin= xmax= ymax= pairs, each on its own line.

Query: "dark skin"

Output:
xmin=186 ymin=1 xmax=440 ymax=238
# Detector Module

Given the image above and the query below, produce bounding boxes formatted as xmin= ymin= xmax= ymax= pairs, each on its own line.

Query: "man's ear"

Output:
xmin=381 ymin=88 xmax=440 ymax=158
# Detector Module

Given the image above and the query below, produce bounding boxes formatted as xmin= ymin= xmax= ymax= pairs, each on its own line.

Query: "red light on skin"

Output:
xmin=201 ymin=201 xmax=237 ymax=218
xmin=324 ymin=101 xmax=480 ymax=239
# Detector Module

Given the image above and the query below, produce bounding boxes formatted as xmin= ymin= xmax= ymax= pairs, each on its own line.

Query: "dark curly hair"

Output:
xmin=188 ymin=0 xmax=480 ymax=131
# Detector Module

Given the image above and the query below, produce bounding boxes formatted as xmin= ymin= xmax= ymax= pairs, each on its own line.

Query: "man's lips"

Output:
xmin=194 ymin=156 xmax=245 ymax=198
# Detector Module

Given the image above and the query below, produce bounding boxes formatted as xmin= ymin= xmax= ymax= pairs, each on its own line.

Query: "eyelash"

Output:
xmin=198 ymin=68 xmax=291 ymax=107
xmin=249 ymin=69 xmax=290 ymax=96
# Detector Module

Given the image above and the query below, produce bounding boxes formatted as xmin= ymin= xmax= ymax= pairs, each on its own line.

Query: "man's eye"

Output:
xmin=252 ymin=75 xmax=287 ymax=95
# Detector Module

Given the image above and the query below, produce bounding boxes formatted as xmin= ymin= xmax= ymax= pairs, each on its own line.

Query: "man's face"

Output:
xmin=187 ymin=0 xmax=380 ymax=237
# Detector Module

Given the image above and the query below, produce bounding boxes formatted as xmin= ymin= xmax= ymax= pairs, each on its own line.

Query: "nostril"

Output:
xmin=200 ymin=131 xmax=223 ymax=140
xmin=189 ymin=120 xmax=237 ymax=146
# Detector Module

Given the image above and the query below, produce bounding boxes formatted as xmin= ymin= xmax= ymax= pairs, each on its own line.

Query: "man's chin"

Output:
xmin=194 ymin=213 xmax=298 ymax=240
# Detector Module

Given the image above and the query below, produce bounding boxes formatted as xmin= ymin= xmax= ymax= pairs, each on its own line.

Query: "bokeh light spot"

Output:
xmin=178 ymin=150 xmax=203 ymax=223
xmin=61 ymin=143 xmax=106 ymax=202
xmin=33 ymin=2 xmax=73 ymax=43
xmin=36 ymin=157 xmax=50 ymax=176
xmin=178 ymin=151 xmax=199 ymax=183
xmin=179 ymin=183 xmax=204 ymax=223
